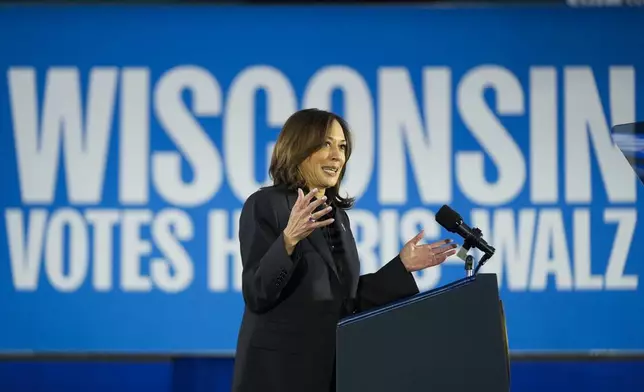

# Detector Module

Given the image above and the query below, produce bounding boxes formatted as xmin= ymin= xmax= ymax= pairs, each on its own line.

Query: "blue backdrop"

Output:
xmin=0 ymin=5 xmax=642 ymax=355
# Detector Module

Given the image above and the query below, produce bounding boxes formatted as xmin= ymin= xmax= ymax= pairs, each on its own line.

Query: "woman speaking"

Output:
xmin=231 ymin=109 xmax=457 ymax=392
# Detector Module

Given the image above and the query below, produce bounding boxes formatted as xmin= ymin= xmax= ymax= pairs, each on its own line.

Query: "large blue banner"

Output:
xmin=0 ymin=5 xmax=642 ymax=355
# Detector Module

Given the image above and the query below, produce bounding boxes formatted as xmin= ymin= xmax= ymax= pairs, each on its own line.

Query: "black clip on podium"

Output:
xmin=336 ymin=251 xmax=511 ymax=392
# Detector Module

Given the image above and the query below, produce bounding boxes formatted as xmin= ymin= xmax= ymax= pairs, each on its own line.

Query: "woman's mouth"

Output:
xmin=322 ymin=166 xmax=338 ymax=175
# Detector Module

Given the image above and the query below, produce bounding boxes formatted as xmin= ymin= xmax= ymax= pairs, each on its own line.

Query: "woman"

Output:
xmin=231 ymin=109 xmax=457 ymax=392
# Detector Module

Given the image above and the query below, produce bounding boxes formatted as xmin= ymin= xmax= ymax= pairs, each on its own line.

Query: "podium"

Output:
xmin=336 ymin=273 xmax=510 ymax=392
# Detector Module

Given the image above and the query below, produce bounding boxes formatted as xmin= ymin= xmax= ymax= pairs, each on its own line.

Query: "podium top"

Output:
xmin=338 ymin=274 xmax=482 ymax=327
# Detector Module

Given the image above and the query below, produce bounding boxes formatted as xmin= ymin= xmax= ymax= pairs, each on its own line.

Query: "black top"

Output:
xmin=315 ymin=199 xmax=350 ymax=300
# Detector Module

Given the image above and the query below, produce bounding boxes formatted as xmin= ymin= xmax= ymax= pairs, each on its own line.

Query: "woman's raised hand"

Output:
xmin=283 ymin=188 xmax=334 ymax=254
xmin=399 ymin=230 xmax=458 ymax=272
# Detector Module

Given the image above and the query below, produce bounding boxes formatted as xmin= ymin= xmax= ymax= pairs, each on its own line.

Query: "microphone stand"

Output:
xmin=464 ymin=255 xmax=474 ymax=277
xmin=459 ymin=227 xmax=494 ymax=277
xmin=474 ymin=253 xmax=492 ymax=275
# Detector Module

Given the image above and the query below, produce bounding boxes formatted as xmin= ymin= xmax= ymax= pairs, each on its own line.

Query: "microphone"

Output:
xmin=435 ymin=205 xmax=495 ymax=275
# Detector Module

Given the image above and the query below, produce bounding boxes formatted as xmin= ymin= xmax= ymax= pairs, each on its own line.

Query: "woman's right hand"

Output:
xmin=283 ymin=188 xmax=335 ymax=254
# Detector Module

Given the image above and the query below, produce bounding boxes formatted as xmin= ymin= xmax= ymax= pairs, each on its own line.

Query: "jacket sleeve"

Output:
xmin=346 ymin=209 xmax=420 ymax=313
xmin=355 ymin=255 xmax=420 ymax=313
xmin=238 ymin=192 xmax=302 ymax=314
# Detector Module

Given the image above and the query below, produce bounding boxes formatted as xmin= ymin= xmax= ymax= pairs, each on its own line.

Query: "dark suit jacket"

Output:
xmin=231 ymin=184 xmax=420 ymax=392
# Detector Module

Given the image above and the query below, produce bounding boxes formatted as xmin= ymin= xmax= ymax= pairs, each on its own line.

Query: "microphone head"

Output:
xmin=435 ymin=205 xmax=463 ymax=232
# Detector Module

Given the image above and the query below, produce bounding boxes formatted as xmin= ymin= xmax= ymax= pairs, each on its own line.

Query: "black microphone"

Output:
xmin=435 ymin=205 xmax=495 ymax=257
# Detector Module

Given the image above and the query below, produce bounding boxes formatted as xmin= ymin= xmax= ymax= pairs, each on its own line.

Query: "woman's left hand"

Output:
xmin=399 ymin=230 xmax=458 ymax=272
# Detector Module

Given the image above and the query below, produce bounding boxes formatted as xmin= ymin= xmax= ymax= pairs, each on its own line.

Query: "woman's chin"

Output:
xmin=312 ymin=176 xmax=338 ymax=189
xmin=324 ymin=180 xmax=338 ymax=188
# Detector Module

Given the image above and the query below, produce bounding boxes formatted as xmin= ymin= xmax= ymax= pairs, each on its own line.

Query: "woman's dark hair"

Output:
xmin=269 ymin=108 xmax=355 ymax=209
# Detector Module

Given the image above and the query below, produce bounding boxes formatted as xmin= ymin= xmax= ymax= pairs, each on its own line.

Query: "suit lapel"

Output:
xmin=284 ymin=189 xmax=339 ymax=281
xmin=334 ymin=210 xmax=361 ymax=297
xmin=308 ymin=226 xmax=339 ymax=280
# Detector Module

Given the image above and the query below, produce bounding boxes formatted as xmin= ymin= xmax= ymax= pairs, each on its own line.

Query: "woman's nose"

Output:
xmin=329 ymin=146 xmax=342 ymax=160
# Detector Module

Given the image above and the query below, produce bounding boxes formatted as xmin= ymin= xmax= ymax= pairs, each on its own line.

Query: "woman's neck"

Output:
xmin=308 ymin=186 xmax=326 ymax=200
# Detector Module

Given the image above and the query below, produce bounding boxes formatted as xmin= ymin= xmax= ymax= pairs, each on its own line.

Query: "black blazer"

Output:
xmin=231 ymin=184 xmax=419 ymax=392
